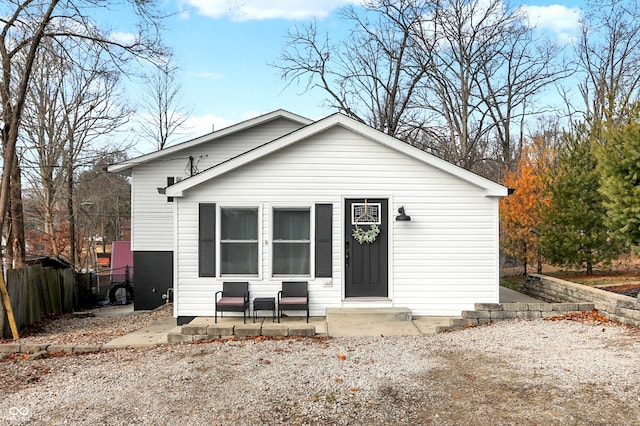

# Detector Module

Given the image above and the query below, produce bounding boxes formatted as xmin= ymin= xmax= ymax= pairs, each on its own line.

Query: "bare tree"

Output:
xmin=275 ymin=0 xmax=430 ymax=139
xmin=1 ymin=0 xmax=163 ymax=246
xmin=0 ymin=0 xmax=166 ymax=338
xmin=275 ymin=0 xmax=570 ymax=177
xmin=414 ymin=0 xmax=570 ymax=175
xmin=20 ymin=37 xmax=131 ymax=265
xmin=574 ymin=0 xmax=640 ymax=129
xmin=73 ymin=152 xmax=130 ymax=271
xmin=19 ymin=40 xmax=70 ymax=257
xmin=60 ymin=48 xmax=131 ymax=268
xmin=138 ymin=57 xmax=191 ymax=150
xmin=4 ymin=159 xmax=25 ymax=269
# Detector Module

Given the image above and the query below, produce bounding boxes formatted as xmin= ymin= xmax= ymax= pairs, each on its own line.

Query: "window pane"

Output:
xmin=273 ymin=209 xmax=310 ymax=240
xmin=221 ymin=243 xmax=258 ymax=275
xmin=221 ymin=208 xmax=258 ymax=240
xmin=273 ymin=243 xmax=310 ymax=275
xmin=352 ymin=203 xmax=381 ymax=225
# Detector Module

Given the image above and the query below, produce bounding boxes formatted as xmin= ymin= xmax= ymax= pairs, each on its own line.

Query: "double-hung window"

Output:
xmin=220 ymin=208 xmax=259 ymax=275
xmin=272 ymin=208 xmax=310 ymax=275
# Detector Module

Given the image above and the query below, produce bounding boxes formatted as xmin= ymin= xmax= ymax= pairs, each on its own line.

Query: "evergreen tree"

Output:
xmin=598 ymin=110 xmax=640 ymax=244
xmin=539 ymin=124 xmax=621 ymax=274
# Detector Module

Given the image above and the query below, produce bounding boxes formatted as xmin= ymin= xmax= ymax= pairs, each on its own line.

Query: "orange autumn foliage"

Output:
xmin=500 ymin=137 xmax=554 ymax=269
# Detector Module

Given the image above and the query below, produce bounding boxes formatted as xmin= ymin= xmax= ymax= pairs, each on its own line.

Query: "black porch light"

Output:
xmin=395 ymin=206 xmax=411 ymax=221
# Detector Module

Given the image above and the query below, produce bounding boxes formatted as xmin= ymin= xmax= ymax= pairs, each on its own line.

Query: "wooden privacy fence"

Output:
xmin=1 ymin=265 xmax=94 ymax=338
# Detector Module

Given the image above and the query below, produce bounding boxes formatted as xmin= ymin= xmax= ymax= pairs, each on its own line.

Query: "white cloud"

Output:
xmin=180 ymin=0 xmax=359 ymax=21
xmin=182 ymin=113 xmax=236 ymax=137
xmin=110 ymin=31 xmax=137 ymax=45
xmin=190 ymin=71 xmax=225 ymax=80
xmin=520 ymin=4 xmax=581 ymax=43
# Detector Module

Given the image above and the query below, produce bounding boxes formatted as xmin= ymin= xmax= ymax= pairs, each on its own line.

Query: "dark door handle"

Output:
xmin=345 ymin=241 xmax=350 ymax=267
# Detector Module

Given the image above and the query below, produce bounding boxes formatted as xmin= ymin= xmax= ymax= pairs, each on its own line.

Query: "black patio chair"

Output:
xmin=278 ymin=281 xmax=309 ymax=323
xmin=215 ymin=282 xmax=249 ymax=323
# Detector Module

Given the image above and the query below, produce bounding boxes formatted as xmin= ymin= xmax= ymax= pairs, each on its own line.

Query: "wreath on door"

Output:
xmin=352 ymin=199 xmax=380 ymax=244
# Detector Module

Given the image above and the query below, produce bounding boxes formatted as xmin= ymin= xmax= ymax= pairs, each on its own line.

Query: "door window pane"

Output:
xmin=351 ymin=203 xmax=381 ymax=225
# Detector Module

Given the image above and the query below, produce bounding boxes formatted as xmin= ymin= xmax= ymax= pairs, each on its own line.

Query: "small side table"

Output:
xmin=253 ymin=297 xmax=276 ymax=323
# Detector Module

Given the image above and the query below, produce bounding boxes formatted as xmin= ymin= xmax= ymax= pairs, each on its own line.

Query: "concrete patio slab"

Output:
xmin=97 ymin=288 xmax=544 ymax=348
xmin=102 ymin=317 xmax=178 ymax=349
xmin=327 ymin=318 xmax=422 ymax=337
xmin=499 ymin=286 xmax=542 ymax=303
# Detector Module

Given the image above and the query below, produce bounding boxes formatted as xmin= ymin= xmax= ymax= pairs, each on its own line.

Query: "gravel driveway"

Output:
xmin=2 ymin=309 xmax=640 ymax=425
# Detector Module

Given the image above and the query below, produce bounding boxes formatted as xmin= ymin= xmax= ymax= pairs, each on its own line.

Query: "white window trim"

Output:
xmin=217 ymin=204 xmax=263 ymax=279
xmin=269 ymin=204 xmax=314 ymax=279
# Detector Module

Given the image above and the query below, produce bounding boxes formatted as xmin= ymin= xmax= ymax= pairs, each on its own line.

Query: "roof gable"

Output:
xmin=107 ymin=109 xmax=312 ymax=175
xmin=166 ymin=113 xmax=508 ymax=197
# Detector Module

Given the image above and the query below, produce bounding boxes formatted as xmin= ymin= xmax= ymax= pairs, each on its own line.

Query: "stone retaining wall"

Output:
xmin=168 ymin=322 xmax=317 ymax=344
xmin=524 ymin=274 xmax=640 ymax=326
xmin=0 ymin=323 xmax=317 ymax=355
xmin=436 ymin=302 xmax=594 ymax=332
xmin=0 ymin=343 xmax=104 ymax=359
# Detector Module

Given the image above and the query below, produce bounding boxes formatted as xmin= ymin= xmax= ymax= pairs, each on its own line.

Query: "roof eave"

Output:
xmin=107 ymin=109 xmax=312 ymax=174
xmin=166 ymin=113 xmax=509 ymax=198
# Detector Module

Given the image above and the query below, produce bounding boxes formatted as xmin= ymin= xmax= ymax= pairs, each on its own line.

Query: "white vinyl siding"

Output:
xmin=173 ymin=126 xmax=501 ymax=317
xmin=130 ymin=118 xmax=305 ymax=251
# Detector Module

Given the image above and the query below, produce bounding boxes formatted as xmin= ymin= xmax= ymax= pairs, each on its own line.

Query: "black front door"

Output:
xmin=344 ymin=198 xmax=388 ymax=297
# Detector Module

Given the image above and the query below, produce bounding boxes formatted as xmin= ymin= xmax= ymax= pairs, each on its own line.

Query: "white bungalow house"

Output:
xmin=109 ymin=110 xmax=508 ymax=324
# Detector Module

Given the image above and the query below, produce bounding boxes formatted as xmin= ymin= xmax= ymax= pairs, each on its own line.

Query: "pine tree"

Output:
xmin=597 ymin=111 xmax=640 ymax=244
xmin=539 ymin=124 xmax=621 ymax=274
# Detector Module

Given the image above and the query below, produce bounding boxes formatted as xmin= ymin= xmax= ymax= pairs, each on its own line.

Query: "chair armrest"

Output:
xmin=215 ymin=290 xmax=222 ymax=301
xmin=277 ymin=290 xmax=282 ymax=302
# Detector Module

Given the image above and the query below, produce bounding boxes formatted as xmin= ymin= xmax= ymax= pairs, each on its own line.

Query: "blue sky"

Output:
xmin=114 ymin=0 xmax=586 ymax=153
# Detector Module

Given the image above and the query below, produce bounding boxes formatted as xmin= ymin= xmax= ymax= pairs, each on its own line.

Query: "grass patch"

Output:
xmin=500 ymin=277 xmax=526 ymax=290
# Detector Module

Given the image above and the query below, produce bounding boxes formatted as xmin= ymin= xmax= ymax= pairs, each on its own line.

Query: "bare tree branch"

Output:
xmin=137 ymin=56 xmax=192 ymax=150
xmin=273 ymin=0 xmax=570 ymax=179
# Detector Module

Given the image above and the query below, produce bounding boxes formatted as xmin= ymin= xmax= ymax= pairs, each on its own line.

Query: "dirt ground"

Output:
xmin=2 ymin=261 xmax=640 ymax=424
xmin=2 ymin=319 xmax=640 ymax=425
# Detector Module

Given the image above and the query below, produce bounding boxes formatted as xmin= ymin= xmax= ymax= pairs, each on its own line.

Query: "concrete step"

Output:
xmin=326 ymin=307 xmax=412 ymax=322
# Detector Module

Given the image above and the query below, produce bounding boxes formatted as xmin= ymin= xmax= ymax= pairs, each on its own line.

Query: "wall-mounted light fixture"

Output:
xmin=157 ymin=187 xmax=166 ymax=194
xmin=395 ymin=206 xmax=411 ymax=221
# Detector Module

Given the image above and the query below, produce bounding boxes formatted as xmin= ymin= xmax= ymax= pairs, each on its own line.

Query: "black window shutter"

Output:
xmin=167 ymin=177 xmax=175 ymax=202
xmin=199 ymin=203 xmax=216 ymax=277
xmin=315 ymin=204 xmax=332 ymax=278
